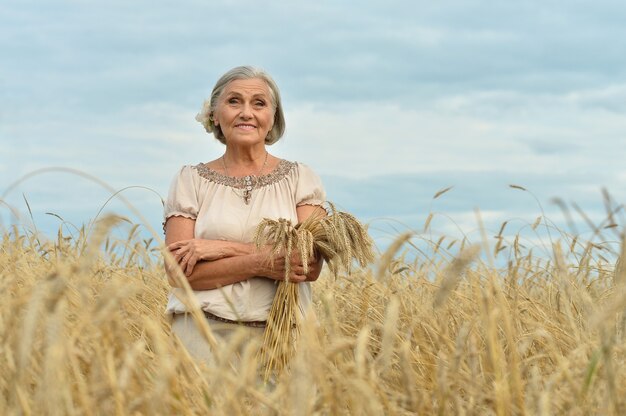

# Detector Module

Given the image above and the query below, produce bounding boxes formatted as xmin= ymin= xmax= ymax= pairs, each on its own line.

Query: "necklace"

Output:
xmin=222 ymin=152 xmax=269 ymax=204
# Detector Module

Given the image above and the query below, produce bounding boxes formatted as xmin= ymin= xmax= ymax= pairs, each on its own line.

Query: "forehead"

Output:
xmin=222 ymin=78 xmax=271 ymax=97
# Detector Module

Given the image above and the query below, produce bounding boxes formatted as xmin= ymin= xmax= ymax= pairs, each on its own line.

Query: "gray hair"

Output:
xmin=195 ymin=66 xmax=286 ymax=145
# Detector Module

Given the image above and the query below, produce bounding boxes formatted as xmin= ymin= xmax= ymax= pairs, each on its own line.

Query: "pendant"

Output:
xmin=243 ymin=176 xmax=253 ymax=205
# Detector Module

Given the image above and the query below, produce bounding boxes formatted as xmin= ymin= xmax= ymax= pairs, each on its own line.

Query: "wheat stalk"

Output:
xmin=254 ymin=203 xmax=374 ymax=379
xmin=4 ymin=207 xmax=626 ymax=413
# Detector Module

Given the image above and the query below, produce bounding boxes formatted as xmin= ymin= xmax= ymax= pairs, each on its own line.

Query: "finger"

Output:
xmin=185 ymin=258 xmax=195 ymax=276
xmin=271 ymin=257 xmax=287 ymax=268
xmin=306 ymin=258 xmax=319 ymax=268
xmin=167 ymin=241 xmax=187 ymax=251
xmin=175 ymin=252 xmax=185 ymax=264
xmin=288 ymin=259 xmax=304 ymax=270
xmin=175 ymin=248 xmax=189 ymax=263
xmin=280 ymin=272 xmax=292 ymax=282
xmin=289 ymin=272 xmax=306 ymax=283
xmin=290 ymin=251 xmax=306 ymax=262
xmin=292 ymin=265 xmax=307 ymax=275
xmin=171 ymin=240 xmax=194 ymax=253
xmin=179 ymin=252 xmax=192 ymax=269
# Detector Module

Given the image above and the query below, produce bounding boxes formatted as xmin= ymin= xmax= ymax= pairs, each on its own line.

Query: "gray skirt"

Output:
xmin=170 ymin=313 xmax=265 ymax=365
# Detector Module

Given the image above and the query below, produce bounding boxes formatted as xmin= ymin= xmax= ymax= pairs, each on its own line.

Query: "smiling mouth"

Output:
xmin=235 ymin=124 xmax=256 ymax=130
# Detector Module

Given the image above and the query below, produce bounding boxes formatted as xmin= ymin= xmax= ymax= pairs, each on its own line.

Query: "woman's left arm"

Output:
xmin=296 ymin=204 xmax=326 ymax=282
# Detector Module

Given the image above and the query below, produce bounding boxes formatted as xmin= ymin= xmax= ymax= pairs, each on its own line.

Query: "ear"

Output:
xmin=211 ymin=112 xmax=219 ymax=126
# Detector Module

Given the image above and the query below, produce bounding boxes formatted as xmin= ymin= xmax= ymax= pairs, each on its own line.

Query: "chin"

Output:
xmin=228 ymin=135 xmax=266 ymax=146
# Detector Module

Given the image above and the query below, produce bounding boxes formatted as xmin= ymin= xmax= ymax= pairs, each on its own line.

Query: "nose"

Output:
xmin=239 ymin=102 xmax=253 ymax=119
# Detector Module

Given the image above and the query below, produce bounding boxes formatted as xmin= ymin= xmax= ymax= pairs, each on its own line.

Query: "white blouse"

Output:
xmin=163 ymin=159 xmax=326 ymax=321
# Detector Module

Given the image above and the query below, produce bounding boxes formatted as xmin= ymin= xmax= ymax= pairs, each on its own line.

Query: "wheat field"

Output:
xmin=1 ymin=208 xmax=626 ymax=415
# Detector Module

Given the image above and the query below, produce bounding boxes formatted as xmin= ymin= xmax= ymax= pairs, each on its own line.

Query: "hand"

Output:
xmin=167 ymin=239 xmax=226 ymax=277
xmin=260 ymin=250 xmax=322 ymax=283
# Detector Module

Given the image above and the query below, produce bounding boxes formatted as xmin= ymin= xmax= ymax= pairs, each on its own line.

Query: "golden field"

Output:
xmin=1 ymin=211 xmax=626 ymax=415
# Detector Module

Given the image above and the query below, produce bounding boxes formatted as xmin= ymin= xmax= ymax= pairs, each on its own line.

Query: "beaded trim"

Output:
xmin=193 ymin=159 xmax=297 ymax=189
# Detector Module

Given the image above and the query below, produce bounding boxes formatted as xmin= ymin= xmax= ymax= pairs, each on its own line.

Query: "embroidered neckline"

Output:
xmin=193 ymin=159 xmax=297 ymax=189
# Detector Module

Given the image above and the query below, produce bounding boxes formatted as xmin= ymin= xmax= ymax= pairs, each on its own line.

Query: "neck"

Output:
xmin=223 ymin=145 xmax=269 ymax=176
xmin=224 ymin=143 xmax=267 ymax=164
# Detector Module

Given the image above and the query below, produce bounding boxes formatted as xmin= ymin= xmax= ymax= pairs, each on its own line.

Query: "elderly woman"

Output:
xmin=163 ymin=66 xmax=326 ymax=362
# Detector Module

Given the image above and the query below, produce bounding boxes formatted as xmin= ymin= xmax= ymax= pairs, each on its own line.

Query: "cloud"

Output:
xmin=279 ymin=96 xmax=626 ymax=181
xmin=4 ymin=1 xmax=626 ymax=110
xmin=2 ymin=0 xmax=625 ymax=240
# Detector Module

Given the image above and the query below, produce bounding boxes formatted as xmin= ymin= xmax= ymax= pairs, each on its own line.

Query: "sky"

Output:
xmin=2 ymin=0 xmax=626 ymax=252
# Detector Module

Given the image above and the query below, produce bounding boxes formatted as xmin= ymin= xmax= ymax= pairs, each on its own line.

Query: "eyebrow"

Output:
xmin=224 ymin=91 xmax=269 ymax=99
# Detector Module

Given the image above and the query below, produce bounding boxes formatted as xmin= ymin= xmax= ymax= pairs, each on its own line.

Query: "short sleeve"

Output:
xmin=163 ymin=165 xmax=199 ymax=224
xmin=295 ymin=163 xmax=326 ymax=207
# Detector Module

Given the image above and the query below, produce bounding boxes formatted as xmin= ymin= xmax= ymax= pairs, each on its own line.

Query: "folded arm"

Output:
xmin=164 ymin=205 xmax=326 ymax=289
xmin=164 ymin=216 xmax=263 ymax=290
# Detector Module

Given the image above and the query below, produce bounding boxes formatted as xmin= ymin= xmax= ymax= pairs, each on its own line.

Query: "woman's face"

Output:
xmin=213 ymin=78 xmax=275 ymax=146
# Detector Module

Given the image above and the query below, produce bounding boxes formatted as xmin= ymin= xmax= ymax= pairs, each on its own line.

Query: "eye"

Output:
xmin=228 ymin=97 xmax=239 ymax=104
xmin=254 ymin=100 xmax=266 ymax=107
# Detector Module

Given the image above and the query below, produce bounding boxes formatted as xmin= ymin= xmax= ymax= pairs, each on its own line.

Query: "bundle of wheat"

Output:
xmin=254 ymin=203 xmax=374 ymax=378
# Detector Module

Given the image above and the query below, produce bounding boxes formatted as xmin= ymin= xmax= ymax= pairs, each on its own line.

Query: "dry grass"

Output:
xmin=2 ymin=212 xmax=626 ymax=415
